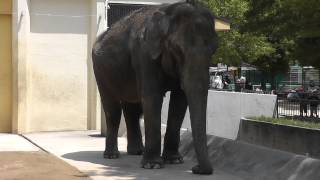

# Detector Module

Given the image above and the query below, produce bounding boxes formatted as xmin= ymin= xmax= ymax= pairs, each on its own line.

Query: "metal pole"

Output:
xmin=276 ymin=95 xmax=279 ymax=118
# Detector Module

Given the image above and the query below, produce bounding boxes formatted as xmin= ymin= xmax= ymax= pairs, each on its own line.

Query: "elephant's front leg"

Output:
xmin=162 ymin=90 xmax=187 ymax=164
xmin=141 ymin=94 xmax=164 ymax=169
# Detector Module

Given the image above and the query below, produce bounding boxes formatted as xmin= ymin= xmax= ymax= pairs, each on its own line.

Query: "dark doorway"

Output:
xmin=107 ymin=3 xmax=148 ymax=27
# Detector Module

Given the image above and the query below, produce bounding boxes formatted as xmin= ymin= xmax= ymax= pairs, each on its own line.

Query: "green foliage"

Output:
xmin=295 ymin=38 xmax=320 ymax=69
xmin=281 ymin=0 xmax=320 ymax=38
xmin=282 ymin=0 xmax=320 ymax=69
xmin=244 ymin=0 xmax=320 ymax=69
xmin=206 ymin=0 xmax=249 ymax=25
xmin=212 ymin=31 xmax=275 ymax=66
xmin=250 ymin=116 xmax=320 ymax=129
xmin=202 ymin=0 xmax=276 ymax=67
xmin=204 ymin=0 xmax=320 ymax=73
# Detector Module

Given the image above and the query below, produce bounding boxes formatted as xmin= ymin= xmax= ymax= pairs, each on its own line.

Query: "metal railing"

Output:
xmin=277 ymin=92 xmax=320 ymax=121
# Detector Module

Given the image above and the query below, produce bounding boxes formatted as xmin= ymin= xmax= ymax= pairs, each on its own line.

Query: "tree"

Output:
xmin=282 ymin=0 xmax=320 ymax=69
xmin=204 ymin=0 xmax=289 ymax=89
xmin=243 ymin=0 xmax=296 ymax=89
xmin=245 ymin=0 xmax=320 ymax=69
xmin=204 ymin=0 xmax=320 ymax=89
xmin=202 ymin=0 xmax=275 ymax=66
xmin=295 ymin=38 xmax=320 ymax=69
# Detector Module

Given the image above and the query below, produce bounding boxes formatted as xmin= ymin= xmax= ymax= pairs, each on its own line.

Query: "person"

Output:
xmin=256 ymin=87 xmax=263 ymax=92
xmin=307 ymin=80 xmax=319 ymax=118
xmin=245 ymin=81 xmax=253 ymax=91
xmin=307 ymin=80 xmax=318 ymax=91
xmin=212 ymin=74 xmax=223 ymax=89
xmin=235 ymin=78 xmax=241 ymax=92
xmin=239 ymin=76 xmax=246 ymax=91
xmin=296 ymin=87 xmax=308 ymax=117
xmin=223 ymin=74 xmax=231 ymax=90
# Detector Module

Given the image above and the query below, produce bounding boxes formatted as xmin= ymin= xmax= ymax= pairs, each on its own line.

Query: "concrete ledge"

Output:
xmin=180 ymin=132 xmax=320 ymax=180
xmin=237 ymin=118 xmax=320 ymax=159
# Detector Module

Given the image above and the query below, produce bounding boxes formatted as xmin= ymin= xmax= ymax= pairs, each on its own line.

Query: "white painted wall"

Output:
xmin=27 ymin=0 xmax=90 ymax=131
xmin=10 ymin=0 xmax=107 ymax=133
xmin=162 ymin=91 xmax=277 ymax=140
xmin=12 ymin=0 xmax=31 ymax=133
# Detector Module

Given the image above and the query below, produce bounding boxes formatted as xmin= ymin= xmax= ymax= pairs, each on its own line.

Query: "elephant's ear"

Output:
xmin=144 ymin=11 xmax=169 ymax=60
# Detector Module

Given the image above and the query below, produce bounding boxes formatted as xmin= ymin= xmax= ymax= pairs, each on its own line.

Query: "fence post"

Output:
xmin=273 ymin=95 xmax=279 ymax=118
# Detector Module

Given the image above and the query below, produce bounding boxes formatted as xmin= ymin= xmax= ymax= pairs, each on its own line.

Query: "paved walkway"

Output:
xmin=24 ymin=131 xmax=243 ymax=180
xmin=0 ymin=151 xmax=91 ymax=180
xmin=3 ymin=131 xmax=319 ymax=180
xmin=0 ymin=133 xmax=39 ymax=151
xmin=0 ymin=133 xmax=91 ymax=180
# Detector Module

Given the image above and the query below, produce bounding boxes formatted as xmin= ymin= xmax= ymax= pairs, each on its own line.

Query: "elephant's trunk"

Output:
xmin=181 ymin=55 xmax=212 ymax=174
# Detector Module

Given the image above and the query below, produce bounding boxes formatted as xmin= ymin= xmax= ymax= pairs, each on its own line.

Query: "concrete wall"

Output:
xmin=27 ymin=0 xmax=90 ymax=131
xmin=0 ymin=0 xmax=12 ymax=132
xmin=12 ymin=0 xmax=106 ymax=133
xmin=12 ymin=0 xmax=30 ymax=133
xmin=162 ymin=91 xmax=277 ymax=140
xmin=115 ymin=91 xmax=276 ymax=139
xmin=238 ymin=118 xmax=320 ymax=159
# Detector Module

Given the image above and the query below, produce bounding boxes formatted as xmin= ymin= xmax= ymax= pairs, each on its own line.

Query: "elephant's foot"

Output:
xmin=103 ymin=150 xmax=120 ymax=159
xmin=162 ymin=152 xmax=184 ymax=164
xmin=127 ymin=146 xmax=144 ymax=155
xmin=191 ymin=164 xmax=213 ymax=175
xmin=141 ymin=157 xmax=164 ymax=169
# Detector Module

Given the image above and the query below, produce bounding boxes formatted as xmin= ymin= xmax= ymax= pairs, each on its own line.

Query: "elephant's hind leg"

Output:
xmin=122 ymin=102 xmax=144 ymax=155
xmin=102 ymin=98 xmax=122 ymax=159
xmin=162 ymin=90 xmax=187 ymax=164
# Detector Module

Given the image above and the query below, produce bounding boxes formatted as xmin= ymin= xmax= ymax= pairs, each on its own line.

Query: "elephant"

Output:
xmin=92 ymin=0 xmax=218 ymax=175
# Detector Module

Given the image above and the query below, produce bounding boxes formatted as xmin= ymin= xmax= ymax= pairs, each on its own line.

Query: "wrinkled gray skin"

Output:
xmin=92 ymin=1 xmax=218 ymax=175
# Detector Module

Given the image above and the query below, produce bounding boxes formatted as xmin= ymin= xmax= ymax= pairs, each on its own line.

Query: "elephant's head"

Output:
xmin=144 ymin=1 xmax=218 ymax=174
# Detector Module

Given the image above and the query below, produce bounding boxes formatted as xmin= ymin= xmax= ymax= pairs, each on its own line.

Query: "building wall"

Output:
xmin=11 ymin=0 xmax=106 ymax=133
xmin=27 ymin=0 xmax=90 ymax=131
xmin=0 ymin=0 xmax=12 ymax=132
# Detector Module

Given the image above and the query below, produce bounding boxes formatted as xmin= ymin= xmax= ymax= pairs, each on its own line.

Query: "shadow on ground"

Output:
xmin=62 ymin=151 xmax=242 ymax=180
xmin=61 ymin=132 xmax=320 ymax=180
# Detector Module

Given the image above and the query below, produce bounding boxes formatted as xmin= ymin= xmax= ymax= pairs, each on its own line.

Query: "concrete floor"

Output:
xmin=24 ymin=131 xmax=243 ymax=180
xmin=3 ymin=131 xmax=319 ymax=180
xmin=0 ymin=133 xmax=91 ymax=180
xmin=0 ymin=133 xmax=39 ymax=151
xmin=0 ymin=151 xmax=91 ymax=180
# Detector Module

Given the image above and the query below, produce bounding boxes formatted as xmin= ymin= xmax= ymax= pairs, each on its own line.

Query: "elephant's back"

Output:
xmin=92 ymin=5 xmax=161 ymax=56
